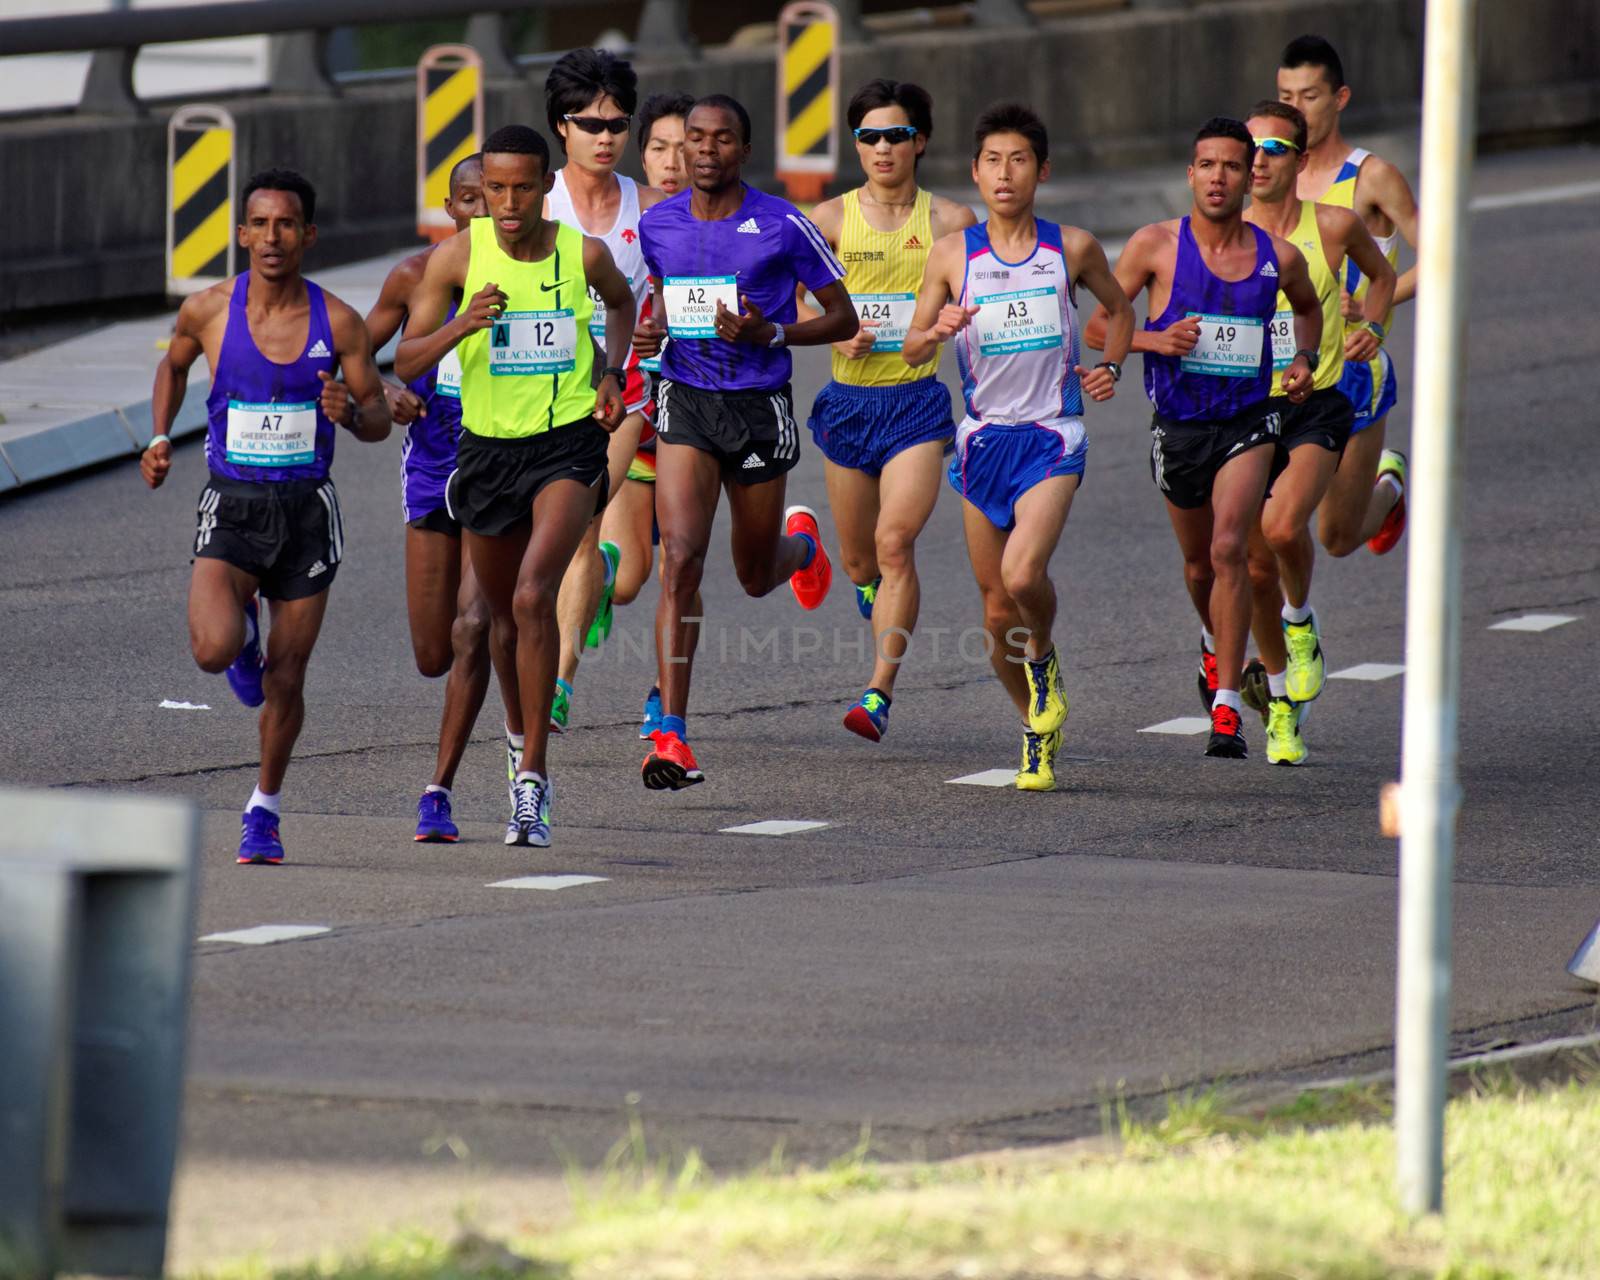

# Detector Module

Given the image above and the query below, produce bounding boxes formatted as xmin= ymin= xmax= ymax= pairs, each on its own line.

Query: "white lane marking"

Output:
xmin=1329 ymin=663 xmax=1406 ymax=681
xmin=948 ymin=768 xmax=1018 ymax=787
xmin=719 ymin=820 xmax=830 ymax=836
xmin=1139 ymin=716 xmax=1212 ymax=735
xmin=1489 ymin=613 xmax=1577 ymax=632
xmin=199 ymin=924 xmax=329 ymax=945
xmin=160 ymin=699 xmax=211 ymax=710
xmin=489 ymin=875 xmax=610 ymax=890
xmin=1471 ymin=180 xmax=1600 ymax=212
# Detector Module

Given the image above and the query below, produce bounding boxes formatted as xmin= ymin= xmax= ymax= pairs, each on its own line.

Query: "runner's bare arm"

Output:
xmin=1065 ymin=227 xmax=1133 ymax=401
xmin=1085 ymin=223 xmax=1194 ymax=356
xmin=142 ymin=286 xmax=224 ymax=489
xmin=584 ymin=235 xmax=637 ymax=430
xmin=715 ymin=281 xmax=857 ymax=347
xmin=929 ymin=194 xmax=978 ymax=238
xmin=901 ymin=234 xmax=976 ymax=366
xmin=633 ymin=277 xmax=666 ymax=359
xmin=326 ymin=296 xmax=392 ymax=442
xmin=637 ymin=184 xmax=671 ymax=211
xmin=1275 ymin=240 xmax=1321 ymax=403
xmin=1335 ymin=208 xmax=1397 ymax=362
xmin=395 ymin=233 xmax=490 ymax=382
xmin=363 ymin=254 xmax=429 ymax=424
xmin=1363 ymin=156 xmax=1419 ymax=305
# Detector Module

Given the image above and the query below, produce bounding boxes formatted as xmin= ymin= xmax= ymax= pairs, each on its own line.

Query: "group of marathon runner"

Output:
xmin=138 ymin=33 xmax=1416 ymax=863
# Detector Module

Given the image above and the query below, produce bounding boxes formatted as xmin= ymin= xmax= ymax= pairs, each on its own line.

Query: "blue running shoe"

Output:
xmin=639 ymin=685 xmax=663 ymax=739
xmin=226 ymin=596 xmax=266 ymax=708
xmin=842 ymin=688 xmax=890 ymax=742
xmin=237 ymin=805 xmax=284 ymax=865
xmin=414 ymin=789 xmax=459 ymax=843
xmin=854 ymin=577 xmax=881 ymax=621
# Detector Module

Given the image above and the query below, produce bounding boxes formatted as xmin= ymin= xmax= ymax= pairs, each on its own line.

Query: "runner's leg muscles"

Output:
xmin=1318 ymin=423 xmax=1391 ymax=557
xmin=257 ymin=588 xmax=331 ymax=794
xmin=725 ymin=473 xmax=808 ymax=598
xmin=405 ymin=524 xmax=462 ymax=677
xmin=432 ymin=540 xmax=494 ymax=789
xmin=822 ymin=458 xmax=881 ymax=587
xmin=1261 ymin=443 xmax=1340 ymax=608
xmin=1206 ymin=445 xmax=1276 ymax=692
xmin=654 ymin=442 xmax=721 ymax=720
xmin=869 ymin=440 xmax=943 ymax=693
xmin=1000 ymin=474 xmax=1079 ymax=662
xmin=466 ymin=525 xmax=532 ymax=743
xmin=188 ymin=557 xmax=258 ymax=672
xmin=961 ymin=499 xmax=1030 ymax=720
xmin=1247 ymin=520 xmax=1288 ymax=674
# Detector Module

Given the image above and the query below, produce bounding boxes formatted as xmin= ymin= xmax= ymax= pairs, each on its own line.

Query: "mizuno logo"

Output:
xmin=1032 ymin=262 xmax=1053 ymax=275
xmin=1260 ymin=262 xmax=1279 ymax=277
xmin=540 ymin=279 xmax=568 ymax=292
xmin=307 ymin=339 xmax=331 ymax=357
xmin=736 ymin=218 xmax=760 ymax=234
xmin=741 ymin=453 xmax=763 ymax=469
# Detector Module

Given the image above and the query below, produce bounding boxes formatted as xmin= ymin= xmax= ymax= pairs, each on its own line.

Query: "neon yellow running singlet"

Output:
xmin=832 ymin=188 xmax=937 ymax=387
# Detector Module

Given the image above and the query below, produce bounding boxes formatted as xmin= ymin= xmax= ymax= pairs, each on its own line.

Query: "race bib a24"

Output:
xmin=850 ymin=292 xmax=916 ymax=353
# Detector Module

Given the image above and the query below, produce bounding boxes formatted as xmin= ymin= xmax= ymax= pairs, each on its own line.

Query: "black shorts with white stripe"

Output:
xmin=192 ymin=473 xmax=344 ymax=600
xmin=653 ymin=379 xmax=800 ymax=485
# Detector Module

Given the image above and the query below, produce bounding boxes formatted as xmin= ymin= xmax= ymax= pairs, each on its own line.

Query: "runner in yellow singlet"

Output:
xmin=1278 ymin=34 xmax=1418 ymax=559
xmin=1242 ymin=100 xmax=1395 ymax=767
xmin=801 ymin=79 xmax=976 ymax=742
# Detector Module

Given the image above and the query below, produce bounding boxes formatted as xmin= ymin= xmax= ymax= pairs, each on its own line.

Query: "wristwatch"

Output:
xmin=1359 ymin=319 xmax=1386 ymax=345
xmin=1294 ymin=347 xmax=1319 ymax=372
xmin=601 ymin=365 xmax=628 ymax=385
xmin=767 ymin=322 xmax=787 ymax=348
xmin=1094 ymin=360 xmax=1122 ymax=383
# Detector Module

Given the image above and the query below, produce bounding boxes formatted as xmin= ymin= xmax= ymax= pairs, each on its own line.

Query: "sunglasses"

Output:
xmin=853 ymin=125 xmax=918 ymax=146
xmin=563 ymin=114 xmax=631 ymax=136
xmin=1252 ymin=137 xmax=1299 ymax=157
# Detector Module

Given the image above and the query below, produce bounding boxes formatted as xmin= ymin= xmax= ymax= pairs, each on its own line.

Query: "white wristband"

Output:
xmin=145 ymin=434 xmax=171 ymax=451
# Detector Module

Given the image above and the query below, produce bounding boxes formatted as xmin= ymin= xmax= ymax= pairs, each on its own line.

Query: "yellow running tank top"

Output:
xmin=831 ymin=188 xmax=937 ymax=387
xmin=1319 ymin=146 xmax=1399 ymax=328
xmin=458 ymin=217 xmax=595 ymax=438
xmin=1269 ymin=199 xmax=1344 ymax=396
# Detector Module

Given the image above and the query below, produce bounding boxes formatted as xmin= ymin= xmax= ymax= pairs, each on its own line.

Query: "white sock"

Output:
xmin=1268 ymin=670 xmax=1289 ymax=699
xmin=1378 ymin=473 xmax=1403 ymax=499
xmin=425 ymin=784 xmax=452 ymax=800
xmin=247 ymin=787 xmax=280 ymax=815
xmin=1281 ymin=601 xmax=1312 ymax=626
xmin=514 ymin=770 xmax=546 ymax=785
xmin=1214 ymin=688 xmax=1242 ymax=713
xmin=505 ymin=725 xmax=525 ymax=750
xmin=1201 ymin=628 xmax=1216 ymax=652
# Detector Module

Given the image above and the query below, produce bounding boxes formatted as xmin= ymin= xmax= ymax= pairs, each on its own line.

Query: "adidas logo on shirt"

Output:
xmin=736 ymin=218 xmax=761 ymax=234
xmin=1259 ymin=262 xmax=1278 ymax=278
xmin=741 ymin=453 xmax=763 ymax=470
xmin=903 ymin=234 xmax=923 ymax=249
xmin=307 ymin=338 xmax=332 ymax=357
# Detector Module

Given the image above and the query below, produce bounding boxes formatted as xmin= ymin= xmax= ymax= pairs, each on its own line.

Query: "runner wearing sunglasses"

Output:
xmin=799 ymin=79 xmax=976 ymax=743
xmin=1241 ymin=100 xmax=1395 ymax=765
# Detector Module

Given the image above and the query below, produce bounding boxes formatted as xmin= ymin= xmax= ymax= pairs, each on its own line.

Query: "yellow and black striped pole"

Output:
xmin=776 ymin=0 xmax=840 ymax=205
xmin=416 ymin=45 xmax=484 ymax=241
xmin=166 ymin=104 xmax=236 ymax=295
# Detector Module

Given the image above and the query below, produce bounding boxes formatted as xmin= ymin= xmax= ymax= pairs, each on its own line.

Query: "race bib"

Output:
xmin=972 ymin=287 xmax=1063 ymax=356
xmin=1180 ymin=312 xmax=1265 ymax=378
xmin=850 ymin=292 xmax=915 ymax=353
xmin=488 ymin=310 xmax=578 ymax=376
xmin=663 ymin=275 xmax=739 ymax=338
xmin=225 ymin=400 xmax=316 ymax=467
xmin=1267 ymin=309 xmax=1295 ymax=372
xmin=435 ymin=347 xmax=463 ymax=399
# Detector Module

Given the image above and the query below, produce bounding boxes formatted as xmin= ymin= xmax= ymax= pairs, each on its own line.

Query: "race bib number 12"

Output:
xmin=489 ymin=309 xmax=578 ymax=376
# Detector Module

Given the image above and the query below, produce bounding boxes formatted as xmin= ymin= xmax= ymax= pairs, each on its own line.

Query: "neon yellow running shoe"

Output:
xmin=1016 ymin=727 xmax=1061 ymax=792
xmin=1265 ymin=697 xmax=1308 ymax=767
xmin=1024 ymin=648 xmax=1069 ymax=735
xmin=1282 ymin=610 xmax=1325 ymax=703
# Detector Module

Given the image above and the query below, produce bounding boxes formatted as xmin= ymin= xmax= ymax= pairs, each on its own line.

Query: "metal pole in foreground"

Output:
xmin=1395 ymin=0 xmax=1477 ymax=1218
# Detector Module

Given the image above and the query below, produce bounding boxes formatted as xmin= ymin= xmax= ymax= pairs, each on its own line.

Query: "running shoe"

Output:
xmin=226 ymin=595 xmax=266 ymax=709
xmin=414 ymin=789 xmax=459 ymax=843
xmin=585 ymin=540 xmax=620 ymax=649
xmin=1282 ymin=610 xmax=1326 ymax=704
xmin=642 ymin=730 xmax=704 ymax=790
xmin=550 ymin=678 xmax=572 ymax=732
xmin=842 ymin=689 xmax=890 ymax=742
xmin=639 ymin=686 xmax=664 ymax=739
xmin=784 ymin=506 xmax=833 ymax=610
xmin=1265 ymin=698 xmax=1308 ymax=767
xmin=854 ymin=576 xmax=881 ymax=621
xmin=1204 ymin=703 xmax=1248 ymax=759
xmin=1024 ymin=648 xmax=1069 ymax=735
xmin=1197 ymin=641 xmax=1219 ymax=713
xmin=1367 ymin=449 xmax=1408 ymax=555
xmin=1016 ymin=727 xmax=1062 ymax=792
xmin=505 ymin=775 xmax=552 ymax=848
xmin=1240 ymin=658 xmax=1270 ymax=718
xmin=505 ymin=733 xmax=520 ymax=796
xmin=236 ymin=805 xmax=284 ymax=865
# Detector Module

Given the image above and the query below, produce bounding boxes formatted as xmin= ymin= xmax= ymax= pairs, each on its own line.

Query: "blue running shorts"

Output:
xmin=1337 ymin=346 xmax=1398 ymax=434
xmin=947 ymin=418 xmax=1087 ymax=532
xmin=807 ymin=377 xmax=954 ymax=477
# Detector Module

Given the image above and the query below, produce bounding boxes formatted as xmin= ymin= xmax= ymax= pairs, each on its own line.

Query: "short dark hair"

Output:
xmin=690 ymin=94 xmax=752 ymax=145
xmin=544 ymin=48 xmax=638 ymax=151
xmin=973 ymin=102 xmax=1047 ymax=165
xmin=1245 ymin=99 xmax=1307 ymax=153
xmin=482 ymin=125 xmax=552 ymax=175
xmin=637 ymin=91 xmax=694 ymax=152
xmin=241 ymin=168 xmax=316 ymax=224
xmin=1281 ymin=34 xmax=1345 ymax=90
xmin=448 ymin=152 xmax=483 ymax=195
xmin=1193 ymin=116 xmax=1255 ymax=166
xmin=846 ymin=78 xmax=934 ymax=138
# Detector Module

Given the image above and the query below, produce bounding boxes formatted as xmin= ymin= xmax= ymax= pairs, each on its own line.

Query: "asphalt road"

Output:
xmin=3 ymin=142 xmax=1599 ymax=1266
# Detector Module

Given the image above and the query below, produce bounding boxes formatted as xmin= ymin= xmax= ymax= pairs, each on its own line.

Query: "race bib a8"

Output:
xmin=663 ymin=275 xmax=739 ymax=338
xmin=435 ymin=348 xmax=463 ymax=399
xmin=972 ymin=287 xmax=1063 ymax=356
xmin=1267 ymin=309 xmax=1295 ymax=372
xmin=489 ymin=310 xmax=578 ymax=376
xmin=1180 ymin=312 xmax=1265 ymax=378
xmin=850 ymin=292 xmax=915 ymax=353
xmin=225 ymin=400 xmax=316 ymax=467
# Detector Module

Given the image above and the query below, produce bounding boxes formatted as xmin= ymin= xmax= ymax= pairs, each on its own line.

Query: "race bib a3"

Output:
xmin=488 ymin=310 xmax=578 ymax=376
xmin=225 ymin=400 xmax=316 ymax=467
xmin=1180 ymin=313 xmax=1265 ymax=377
xmin=663 ymin=275 xmax=739 ymax=338
xmin=972 ymin=287 xmax=1063 ymax=356
xmin=1267 ymin=309 xmax=1295 ymax=372
xmin=850 ymin=292 xmax=916 ymax=352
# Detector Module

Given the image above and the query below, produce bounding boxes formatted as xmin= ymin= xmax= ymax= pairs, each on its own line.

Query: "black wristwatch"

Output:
xmin=1094 ymin=360 xmax=1122 ymax=383
xmin=1293 ymin=348 xmax=1319 ymax=372
xmin=600 ymin=365 xmax=628 ymax=385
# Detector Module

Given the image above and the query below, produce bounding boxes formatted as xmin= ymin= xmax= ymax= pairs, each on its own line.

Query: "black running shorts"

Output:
xmin=1278 ymin=386 xmax=1354 ymax=456
xmin=652 ymin=378 xmax=801 ymax=485
xmin=193 ymin=474 xmax=343 ymax=600
xmin=1149 ymin=401 xmax=1286 ymax=510
xmin=448 ymin=421 xmax=610 ymax=538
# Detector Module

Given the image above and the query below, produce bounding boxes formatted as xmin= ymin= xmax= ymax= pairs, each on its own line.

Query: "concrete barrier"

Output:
xmin=2 ymin=0 xmax=1596 ymax=314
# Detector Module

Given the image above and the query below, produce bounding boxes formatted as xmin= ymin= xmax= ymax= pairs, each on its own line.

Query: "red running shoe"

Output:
xmin=642 ymin=730 xmax=705 ymax=790
xmin=1366 ymin=449 xmax=1408 ymax=555
xmin=785 ymin=505 xmax=832 ymax=611
xmin=1197 ymin=642 xmax=1219 ymax=712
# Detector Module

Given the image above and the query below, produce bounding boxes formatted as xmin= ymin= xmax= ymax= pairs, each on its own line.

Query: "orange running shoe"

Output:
xmin=785 ymin=505 xmax=832 ymax=611
xmin=642 ymin=730 xmax=705 ymax=790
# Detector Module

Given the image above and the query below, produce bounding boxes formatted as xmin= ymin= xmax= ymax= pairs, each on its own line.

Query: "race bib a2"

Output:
xmin=489 ymin=310 xmax=578 ymax=376
xmin=1267 ymin=309 xmax=1295 ymax=372
xmin=972 ymin=287 xmax=1063 ymax=356
xmin=663 ymin=275 xmax=739 ymax=338
xmin=850 ymin=292 xmax=915 ymax=353
xmin=1180 ymin=312 xmax=1265 ymax=378
xmin=225 ymin=400 xmax=316 ymax=467
xmin=435 ymin=347 xmax=463 ymax=399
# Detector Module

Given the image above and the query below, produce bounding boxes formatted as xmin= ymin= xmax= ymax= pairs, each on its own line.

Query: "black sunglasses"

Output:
xmin=853 ymin=125 xmax=918 ymax=146
xmin=563 ymin=114 xmax=632 ymax=136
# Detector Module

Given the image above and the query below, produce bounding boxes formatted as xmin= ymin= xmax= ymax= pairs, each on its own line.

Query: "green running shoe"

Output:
xmin=1282 ymin=609 xmax=1326 ymax=703
xmin=1024 ymin=648 xmax=1068 ymax=735
xmin=585 ymin=541 xmax=620 ymax=650
xmin=550 ymin=678 xmax=572 ymax=732
xmin=1265 ymin=697 xmax=1308 ymax=766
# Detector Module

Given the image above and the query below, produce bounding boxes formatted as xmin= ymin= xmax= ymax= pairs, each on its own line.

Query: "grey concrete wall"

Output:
xmin=3 ymin=0 xmax=1597 ymax=314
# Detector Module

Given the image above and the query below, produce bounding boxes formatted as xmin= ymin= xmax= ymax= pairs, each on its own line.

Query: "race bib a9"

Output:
xmin=1180 ymin=312 xmax=1265 ymax=378
xmin=225 ymin=400 xmax=316 ymax=466
xmin=489 ymin=310 xmax=578 ymax=376
xmin=663 ymin=275 xmax=739 ymax=338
